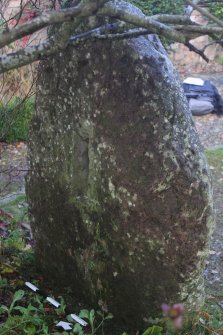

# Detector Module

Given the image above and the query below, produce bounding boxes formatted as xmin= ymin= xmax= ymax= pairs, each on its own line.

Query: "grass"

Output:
xmin=0 ymin=97 xmax=34 ymax=143
xmin=206 ymin=147 xmax=223 ymax=170
xmin=0 ymin=194 xmax=27 ymax=219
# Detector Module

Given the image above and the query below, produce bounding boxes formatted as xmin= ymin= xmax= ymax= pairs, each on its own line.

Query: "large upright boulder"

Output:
xmin=26 ymin=4 xmax=214 ymax=332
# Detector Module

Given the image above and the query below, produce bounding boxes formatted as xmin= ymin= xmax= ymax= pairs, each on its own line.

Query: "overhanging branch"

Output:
xmin=0 ymin=0 xmax=223 ymax=73
xmin=185 ymin=0 xmax=223 ymax=28
xmin=0 ymin=0 xmax=108 ymax=49
xmin=185 ymin=41 xmax=209 ymax=62
xmin=0 ymin=23 xmax=151 ymax=73
xmin=98 ymin=2 xmax=187 ymax=43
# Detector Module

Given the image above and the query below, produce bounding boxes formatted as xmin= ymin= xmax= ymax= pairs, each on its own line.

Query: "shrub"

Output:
xmin=128 ymin=0 xmax=184 ymax=16
xmin=209 ymin=2 xmax=223 ymax=20
xmin=128 ymin=0 xmax=223 ymax=18
xmin=0 ymin=96 xmax=35 ymax=143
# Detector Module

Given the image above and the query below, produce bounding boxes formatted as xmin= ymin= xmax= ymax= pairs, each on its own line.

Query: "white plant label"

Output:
xmin=183 ymin=77 xmax=204 ymax=86
xmin=71 ymin=313 xmax=88 ymax=326
xmin=56 ymin=321 xmax=72 ymax=330
xmin=25 ymin=282 xmax=39 ymax=292
xmin=46 ymin=297 xmax=61 ymax=308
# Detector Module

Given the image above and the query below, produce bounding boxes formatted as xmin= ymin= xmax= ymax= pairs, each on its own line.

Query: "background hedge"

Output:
xmin=0 ymin=97 xmax=34 ymax=143
xmin=128 ymin=0 xmax=184 ymax=16
xmin=128 ymin=0 xmax=223 ymax=18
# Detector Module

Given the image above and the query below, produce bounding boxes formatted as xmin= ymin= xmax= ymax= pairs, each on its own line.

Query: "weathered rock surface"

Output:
xmin=26 ymin=4 xmax=214 ymax=332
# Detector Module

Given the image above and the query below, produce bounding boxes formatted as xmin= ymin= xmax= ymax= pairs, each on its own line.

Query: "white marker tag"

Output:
xmin=71 ymin=313 xmax=88 ymax=326
xmin=183 ymin=77 xmax=204 ymax=86
xmin=56 ymin=321 xmax=72 ymax=331
xmin=25 ymin=282 xmax=39 ymax=292
xmin=46 ymin=297 xmax=61 ymax=308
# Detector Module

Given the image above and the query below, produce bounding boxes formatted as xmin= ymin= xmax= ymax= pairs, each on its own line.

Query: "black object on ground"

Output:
xmin=183 ymin=79 xmax=223 ymax=116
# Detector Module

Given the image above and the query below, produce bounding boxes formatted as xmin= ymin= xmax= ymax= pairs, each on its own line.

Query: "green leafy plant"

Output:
xmin=0 ymin=289 xmax=25 ymax=317
xmin=209 ymin=2 xmax=223 ymax=19
xmin=66 ymin=309 xmax=113 ymax=335
xmin=142 ymin=325 xmax=163 ymax=335
xmin=0 ymin=276 xmax=8 ymax=289
xmin=0 ymin=96 xmax=34 ymax=142
xmin=2 ymin=228 xmax=25 ymax=251
xmin=55 ymin=296 xmax=67 ymax=316
xmin=0 ymin=290 xmax=56 ymax=335
xmin=128 ymin=0 xmax=184 ymax=16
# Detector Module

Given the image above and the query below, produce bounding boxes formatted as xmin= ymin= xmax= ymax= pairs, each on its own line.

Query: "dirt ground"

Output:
xmin=204 ymin=147 xmax=223 ymax=314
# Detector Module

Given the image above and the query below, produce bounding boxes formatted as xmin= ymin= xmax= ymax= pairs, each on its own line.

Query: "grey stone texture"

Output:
xmin=26 ymin=9 xmax=214 ymax=332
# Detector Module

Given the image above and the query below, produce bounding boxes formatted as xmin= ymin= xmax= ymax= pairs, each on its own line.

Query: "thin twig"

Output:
xmin=185 ymin=0 xmax=223 ymax=28
xmin=201 ymin=39 xmax=223 ymax=52
xmin=185 ymin=41 xmax=209 ymax=62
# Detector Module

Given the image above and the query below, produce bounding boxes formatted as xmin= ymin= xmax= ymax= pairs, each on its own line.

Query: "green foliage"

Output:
xmin=128 ymin=0 xmax=184 ymax=16
xmin=0 ymin=196 xmax=29 ymax=255
xmin=2 ymin=228 xmax=25 ymax=251
xmin=0 ymin=295 xmax=113 ymax=335
xmin=0 ymin=277 xmax=8 ymax=289
xmin=0 ymin=194 xmax=27 ymax=220
xmin=77 ymin=309 xmax=113 ymax=335
xmin=142 ymin=325 xmax=163 ymax=335
xmin=209 ymin=2 xmax=223 ymax=20
xmin=0 ymin=96 xmax=34 ymax=143
xmin=0 ymin=291 xmax=55 ymax=335
xmin=205 ymin=147 xmax=223 ymax=170
xmin=128 ymin=0 xmax=223 ymax=19
xmin=128 ymin=0 xmax=184 ymax=45
xmin=0 ymin=289 xmax=25 ymax=317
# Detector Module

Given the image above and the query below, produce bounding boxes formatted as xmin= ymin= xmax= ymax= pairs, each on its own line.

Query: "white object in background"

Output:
xmin=25 ymin=282 xmax=39 ymax=292
xmin=183 ymin=77 xmax=204 ymax=86
xmin=71 ymin=313 xmax=88 ymax=326
xmin=46 ymin=297 xmax=61 ymax=308
xmin=56 ymin=321 xmax=72 ymax=331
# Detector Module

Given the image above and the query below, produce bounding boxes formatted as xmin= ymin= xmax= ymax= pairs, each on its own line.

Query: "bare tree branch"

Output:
xmin=198 ymin=0 xmax=223 ymax=4
xmin=173 ymin=24 xmax=223 ymax=35
xmin=185 ymin=0 xmax=223 ymax=28
xmin=185 ymin=41 xmax=209 ymax=62
xmin=0 ymin=0 xmax=108 ymax=49
xmin=201 ymin=39 xmax=223 ymax=52
xmin=99 ymin=2 xmax=187 ymax=43
xmin=0 ymin=13 xmax=83 ymax=74
xmin=70 ymin=24 xmax=150 ymax=42
xmin=0 ymin=22 xmax=149 ymax=73
xmin=0 ymin=0 xmax=223 ymax=74
xmin=150 ymin=14 xmax=196 ymax=25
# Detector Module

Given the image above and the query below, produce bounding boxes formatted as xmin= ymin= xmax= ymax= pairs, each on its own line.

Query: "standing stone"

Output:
xmin=26 ymin=4 xmax=214 ymax=332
